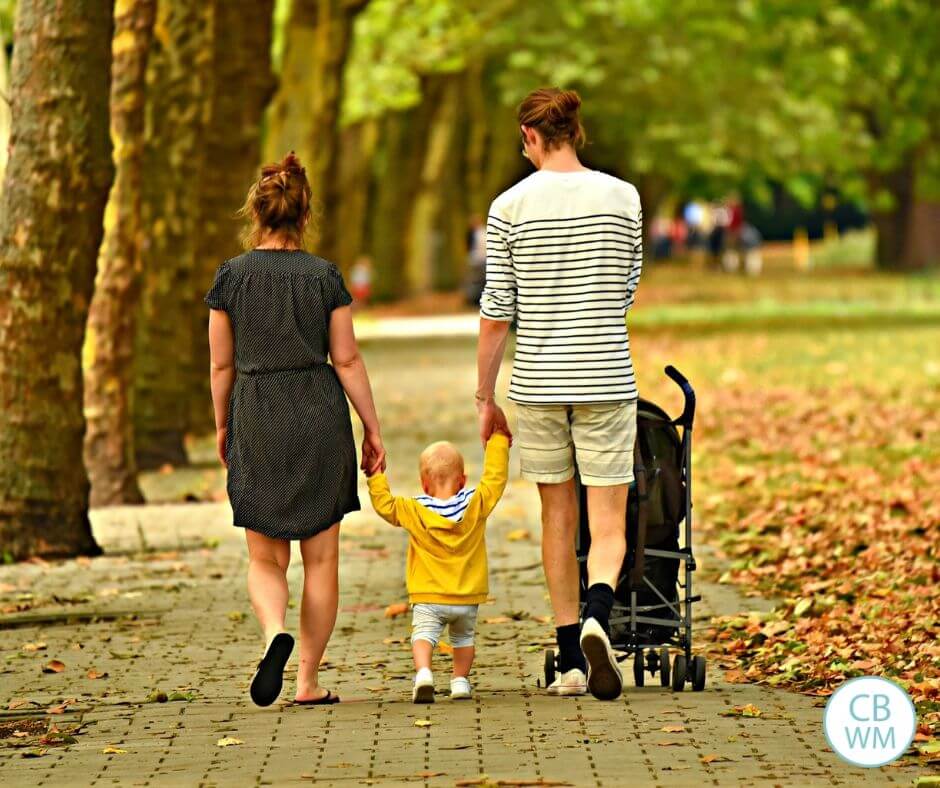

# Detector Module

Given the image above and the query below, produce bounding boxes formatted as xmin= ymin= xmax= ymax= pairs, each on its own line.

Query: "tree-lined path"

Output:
xmin=1 ymin=323 xmax=935 ymax=786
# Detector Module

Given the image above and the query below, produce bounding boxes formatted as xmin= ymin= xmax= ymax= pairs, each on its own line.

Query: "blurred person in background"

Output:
xmin=349 ymin=254 xmax=374 ymax=309
xmin=464 ymin=213 xmax=488 ymax=305
xmin=741 ymin=222 xmax=763 ymax=276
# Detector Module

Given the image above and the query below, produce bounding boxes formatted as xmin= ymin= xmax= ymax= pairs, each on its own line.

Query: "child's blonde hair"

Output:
xmin=419 ymin=442 xmax=464 ymax=485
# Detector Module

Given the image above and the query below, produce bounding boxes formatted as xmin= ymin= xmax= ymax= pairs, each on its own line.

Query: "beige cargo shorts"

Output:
xmin=515 ymin=401 xmax=638 ymax=487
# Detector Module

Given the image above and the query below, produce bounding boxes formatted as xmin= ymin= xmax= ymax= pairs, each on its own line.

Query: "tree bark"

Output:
xmin=335 ymin=119 xmax=379 ymax=272
xmin=406 ymin=74 xmax=461 ymax=294
xmin=84 ymin=0 xmax=157 ymax=507
xmin=0 ymin=0 xmax=114 ymax=559
xmin=186 ymin=0 xmax=276 ymax=435
xmin=133 ymin=0 xmax=210 ymax=470
xmin=367 ymin=89 xmax=439 ymax=301
xmin=870 ymin=156 xmax=921 ymax=271
xmin=266 ymin=0 xmax=368 ymax=265
xmin=0 ymin=43 xmax=11 ymax=189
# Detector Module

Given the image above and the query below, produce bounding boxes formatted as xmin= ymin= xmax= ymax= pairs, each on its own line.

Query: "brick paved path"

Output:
xmin=0 ymin=488 xmax=924 ymax=786
xmin=0 ymin=337 xmax=930 ymax=786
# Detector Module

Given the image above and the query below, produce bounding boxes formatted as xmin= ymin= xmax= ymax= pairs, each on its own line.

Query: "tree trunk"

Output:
xmin=265 ymin=0 xmax=368 ymax=265
xmin=870 ymin=156 xmax=921 ymax=271
xmin=636 ymin=172 xmax=670 ymax=252
xmin=463 ymin=62 xmax=490 ymax=218
xmin=83 ymin=0 xmax=157 ymax=507
xmin=406 ymin=75 xmax=461 ymax=294
xmin=0 ymin=43 xmax=11 ymax=189
xmin=368 ymin=90 xmax=439 ymax=301
xmin=0 ymin=0 xmax=114 ymax=559
xmin=186 ymin=0 xmax=276 ymax=435
xmin=133 ymin=0 xmax=210 ymax=470
xmin=335 ymin=119 xmax=379 ymax=272
xmin=908 ymin=201 xmax=940 ymax=270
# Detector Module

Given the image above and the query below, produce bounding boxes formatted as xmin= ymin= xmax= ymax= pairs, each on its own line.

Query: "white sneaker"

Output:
xmin=450 ymin=676 xmax=472 ymax=700
xmin=412 ymin=667 xmax=435 ymax=703
xmin=580 ymin=617 xmax=623 ymax=700
xmin=547 ymin=668 xmax=587 ymax=696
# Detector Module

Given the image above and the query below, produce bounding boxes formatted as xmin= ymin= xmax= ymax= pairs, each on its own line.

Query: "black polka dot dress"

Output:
xmin=204 ymin=249 xmax=361 ymax=540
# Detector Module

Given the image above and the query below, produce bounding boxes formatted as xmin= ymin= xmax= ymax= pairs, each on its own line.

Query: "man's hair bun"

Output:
xmin=517 ymin=87 xmax=586 ymax=150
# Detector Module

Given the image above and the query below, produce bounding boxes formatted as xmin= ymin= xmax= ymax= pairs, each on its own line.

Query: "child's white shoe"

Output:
xmin=412 ymin=667 xmax=435 ymax=703
xmin=450 ymin=676 xmax=472 ymax=700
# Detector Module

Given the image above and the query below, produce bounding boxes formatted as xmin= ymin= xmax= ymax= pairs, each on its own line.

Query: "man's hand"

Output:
xmin=477 ymin=398 xmax=512 ymax=446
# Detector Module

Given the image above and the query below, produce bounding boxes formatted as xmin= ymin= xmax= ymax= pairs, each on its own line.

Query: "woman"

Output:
xmin=205 ymin=152 xmax=385 ymax=707
xmin=475 ymin=88 xmax=643 ymax=701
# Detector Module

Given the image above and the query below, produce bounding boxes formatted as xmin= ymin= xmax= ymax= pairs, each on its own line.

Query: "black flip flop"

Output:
xmin=290 ymin=690 xmax=340 ymax=706
xmin=249 ymin=632 xmax=294 ymax=707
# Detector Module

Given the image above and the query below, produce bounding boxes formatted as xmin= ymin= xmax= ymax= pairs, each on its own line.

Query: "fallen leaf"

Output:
xmin=659 ymin=724 xmax=686 ymax=733
xmin=21 ymin=748 xmax=47 ymax=758
xmin=917 ymin=740 xmax=940 ymax=755
xmin=86 ymin=669 xmax=108 ymax=680
xmin=438 ymin=642 xmax=454 ymax=655
xmin=414 ymin=719 xmax=433 ymax=727
xmin=656 ymin=740 xmax=684 ymax=746
xmin=720 ymin=704 xmax=762 ymax=718
xmin=42 ymin=660 xmax=65 ymax=674
xmin=216 ymin=737 xmax=243 ymax=747
xmin=701 ymin=753 xmax=732 ymax=764
xmin=21 ymin=642 xmax=47 ymax=652
xmin=102 ymin=747 xmax=127 ymax=754
xmin=506 ymin=529 xmax=531 ymax=542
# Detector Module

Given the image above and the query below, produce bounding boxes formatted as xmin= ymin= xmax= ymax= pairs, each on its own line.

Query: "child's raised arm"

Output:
xmin=475 ymin=433 xmax=510 ymax=518
xmin=367 ymin=473 xmax=415 ymax=528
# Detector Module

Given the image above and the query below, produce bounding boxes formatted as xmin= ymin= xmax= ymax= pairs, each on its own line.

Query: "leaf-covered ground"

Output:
xmin=624 ymin=269 xmax=940 ymax=746
xmin=151 ymin=265 xmax=940 ymax=750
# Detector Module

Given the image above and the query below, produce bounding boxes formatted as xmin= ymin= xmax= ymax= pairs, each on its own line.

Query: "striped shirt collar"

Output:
xmin=413 ymin=487 xmax=476 ymax=523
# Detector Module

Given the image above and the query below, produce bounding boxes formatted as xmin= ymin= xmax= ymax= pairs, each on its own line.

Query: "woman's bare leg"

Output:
xmin=245 ymin=530 xmax=291 ymax=645
xmin=295 ymin=524 xmax=340 ymax=701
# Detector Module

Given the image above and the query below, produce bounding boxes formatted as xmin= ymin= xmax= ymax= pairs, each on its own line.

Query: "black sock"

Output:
xmin=583 ymin=583 xmax=615 ymax=635
xmin=556 ymin=623 xmax=586 ymax=673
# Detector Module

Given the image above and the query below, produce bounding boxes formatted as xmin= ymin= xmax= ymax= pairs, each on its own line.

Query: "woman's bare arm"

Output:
xmin=328 ymin=305 xmax=386 ymax=474
xmin=208 ymin=309 xmax=236 ymax=466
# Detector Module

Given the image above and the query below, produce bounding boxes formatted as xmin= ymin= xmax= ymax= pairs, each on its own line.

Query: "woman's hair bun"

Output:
xmin=239 ymin=150 xmax=314 ymax=249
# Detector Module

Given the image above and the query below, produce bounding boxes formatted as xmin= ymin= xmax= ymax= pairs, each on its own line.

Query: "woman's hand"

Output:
xmin=216 ymin=427 xmax=228 ymax=468
xmin=361 ymin=430 xmax=387 ymax=476
xmin=477 ymin=399 xmax=512 ymax=446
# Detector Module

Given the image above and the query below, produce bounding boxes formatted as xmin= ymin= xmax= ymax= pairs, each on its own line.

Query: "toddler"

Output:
xmin=367 ymin=434 xmax=509 ymax=702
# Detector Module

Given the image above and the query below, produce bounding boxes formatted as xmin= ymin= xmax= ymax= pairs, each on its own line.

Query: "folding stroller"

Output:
xmin=543 ymin=366 xmax=705 ymax=691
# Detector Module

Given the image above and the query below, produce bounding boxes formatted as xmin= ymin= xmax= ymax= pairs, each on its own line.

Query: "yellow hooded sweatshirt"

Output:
xmin=367 ymin=434 xmax=509 ymax=605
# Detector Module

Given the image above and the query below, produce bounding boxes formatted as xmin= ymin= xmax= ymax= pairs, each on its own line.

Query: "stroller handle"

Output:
xmin=664 ymin=365 xmax=695 ymax=428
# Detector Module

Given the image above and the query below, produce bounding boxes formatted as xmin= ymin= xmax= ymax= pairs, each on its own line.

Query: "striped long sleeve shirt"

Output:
xmin=480 ymin=169 xmax=643 ymax=404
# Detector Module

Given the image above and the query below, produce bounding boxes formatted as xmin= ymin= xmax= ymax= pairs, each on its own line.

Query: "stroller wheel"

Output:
xmin=659 ymin=647 xmax=671 ymax=687
xmin=671 ymin=654 xmax=687 ymax=692
xmin=691 ymin=655 xmax=706 ymax=691
xmin=544 ymin=648 xmax=556 ymax=687
xmin=633 ymin=650 xmax=645 ymax=687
